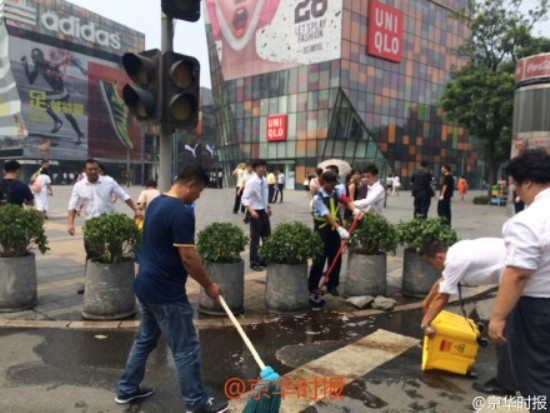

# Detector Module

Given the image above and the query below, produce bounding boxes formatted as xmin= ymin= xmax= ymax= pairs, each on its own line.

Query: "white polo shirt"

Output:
xmin=68 ymin=175 xmax=130 ymax=219
xmin=502 ymin=187 xmax=550 ymax=298
xmin=439 ymin=238 xmax=506 ymax=295
xmin=241 ymin=173 xmax=269 ymax=211
xmin=353 ymin=180 xmax=385 ymax=214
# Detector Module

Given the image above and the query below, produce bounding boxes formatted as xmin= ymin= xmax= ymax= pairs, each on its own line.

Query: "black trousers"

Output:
xmin=507 ymin=297 xmax=550 ymax=402
xmin=249 ymin=209 xmax=271 ymax=267
xmin=437 ymin=197 xmax=451 ymax=225
xmin=495 ymin=341 xmax=516 ymax=393
xmin=273 ymin=184 xmax=284 ymax=203
xmin=308 ymin=227 xmax=341 ymax=292
xmin=268 ymin=184 xmax=275 ymax=203
xmin=233 ymin=187 xmax=242 ymax=213
xmin=413 ymin=190 xmax=431 ymax=218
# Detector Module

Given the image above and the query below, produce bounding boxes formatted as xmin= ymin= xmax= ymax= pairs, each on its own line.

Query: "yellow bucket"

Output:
xmin=421 ymin=310 xmax=481 ymax=375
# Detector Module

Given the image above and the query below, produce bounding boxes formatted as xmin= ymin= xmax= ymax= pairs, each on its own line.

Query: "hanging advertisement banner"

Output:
xmin=515 ymin=53 xmax=550 ymax=84
xmin=205 ymin=0 xmax=343 ymax=81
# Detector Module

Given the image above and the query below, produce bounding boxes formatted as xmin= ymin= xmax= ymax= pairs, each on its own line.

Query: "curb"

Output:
xmin=0 ymin=285 xmax=496 ymax=331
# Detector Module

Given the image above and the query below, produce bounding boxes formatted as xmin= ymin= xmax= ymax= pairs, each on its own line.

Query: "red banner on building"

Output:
xmin=266 ymin=114 xmax=287 ymax=142
xmin=366 ymin=0 xmax=403 ymax=63
xmin=516 ymin=53 xmax=550 ymax=84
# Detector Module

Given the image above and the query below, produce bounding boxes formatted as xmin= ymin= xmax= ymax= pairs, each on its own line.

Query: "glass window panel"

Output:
xmin=333 ymin=140 xmax=345 ymax=158
xmin=261 ymin=99 xmax=270 ymax=116
xmin=308 ymin=91 xmax=319 ymax=111
xmin=277 ymin=142 xmax=286 ymax=158
xmin=259 ymin=143 xmax=268 ymax=158
xmin=287 ymin=113 xmax=297 ymax=140
xmin=278 ymin=96 xmax=287 ymax=113
xmin=268 ymin=143 xmax=277 ymax=158
xmin=345 ymin=139 xmax=357 ymax=158
xmin=355 ymin=141 xmax=367 ymax=158
xmin=288 ymin=94 xmax=297 ymax=113
xmin=286 ymin=141 xmax=296 ymax=158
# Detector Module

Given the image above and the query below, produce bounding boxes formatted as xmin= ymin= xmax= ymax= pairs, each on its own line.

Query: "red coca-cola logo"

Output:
xmin=516 ymin=54 xmax=550 ymax=83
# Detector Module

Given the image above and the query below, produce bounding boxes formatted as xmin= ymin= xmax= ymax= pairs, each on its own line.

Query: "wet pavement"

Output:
xmin=0 ymin=186 xmax=527 ymax=412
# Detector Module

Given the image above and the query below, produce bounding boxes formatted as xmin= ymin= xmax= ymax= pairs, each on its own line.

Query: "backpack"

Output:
xmin=0 ymin=181 xmax=13 ymax=207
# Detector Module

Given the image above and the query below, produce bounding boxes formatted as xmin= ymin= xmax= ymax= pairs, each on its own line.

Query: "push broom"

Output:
xmin=219 ymin=296 xmax=281 ymax=413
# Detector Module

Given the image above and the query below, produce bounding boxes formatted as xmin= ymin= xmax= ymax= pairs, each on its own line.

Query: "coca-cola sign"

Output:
xmin=516 ymin=53 xmax=550 ymax=83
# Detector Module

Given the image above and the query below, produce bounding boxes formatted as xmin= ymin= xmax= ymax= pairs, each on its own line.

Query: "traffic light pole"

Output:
xmin=159 ymin=12 xmax=174 ymax=192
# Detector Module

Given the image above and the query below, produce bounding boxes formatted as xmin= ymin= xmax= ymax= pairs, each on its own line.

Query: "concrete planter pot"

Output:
xmin=0 ymin=253 xmax=37 ymax=312
xmin=82 ymin=260 xmax=136 ymax=320
xmin=401 ymin=249 xmax=440 ymax=298
xmin=199 ymin=260 xmax=244 ymax=316
xmin=344 ymin=253 xmax=387 ymax=297
xmin=266 ymin=263 xmax=309 ymax=315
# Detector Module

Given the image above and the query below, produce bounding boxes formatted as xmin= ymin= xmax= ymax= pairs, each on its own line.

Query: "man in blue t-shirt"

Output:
xmin=116 ymin=165 xmax=229 ymax=413
xmin=0 ymin=160 xmax=34 ymax=207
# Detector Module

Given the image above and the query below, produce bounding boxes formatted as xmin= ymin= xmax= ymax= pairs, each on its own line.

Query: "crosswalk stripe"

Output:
xmin=230 ymin=329 xmax=419 ymax=412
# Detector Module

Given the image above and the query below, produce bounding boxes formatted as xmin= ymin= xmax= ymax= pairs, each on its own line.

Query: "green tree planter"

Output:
xmin=0 ymin=205 xmax=48 ymax=312
xmin=344 ymin=214 xmax=398 ymax=297
xmin=197 ymin=222 xmax=248 ymax=316
xmin=82 ymin=213 xmax=140 ymax=320
xmin=397 ymin=217 xmax=458 ymax=297
xmin=260 ymin=222 xmax=323 ymax=315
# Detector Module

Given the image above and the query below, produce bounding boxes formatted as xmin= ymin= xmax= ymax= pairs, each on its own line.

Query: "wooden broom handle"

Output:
xmin=218 ymin=295 xmax=266 ymax=370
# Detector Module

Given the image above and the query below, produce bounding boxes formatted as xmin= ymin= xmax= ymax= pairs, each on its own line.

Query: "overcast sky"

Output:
xmin=67 ymin=0 xmax=550 ymax=89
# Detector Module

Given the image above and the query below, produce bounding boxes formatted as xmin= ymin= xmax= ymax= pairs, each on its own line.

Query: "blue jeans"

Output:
xmin=117 ymin=299 xmax=209 ymax=409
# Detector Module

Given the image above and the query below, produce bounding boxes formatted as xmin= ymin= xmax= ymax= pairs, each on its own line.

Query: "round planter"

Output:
xmin=265 ymin=263 xmax=309 ymax=315
xmin=82 ymin=259 xmax=136 ymax=320
xmin=344 ymin=253 xmax=387 ymax=297
xmin=0 ymin=253 xmax=37 ymax=312
xmin=199 ymin=260 xmax=244 ymax=316
xmin=401 ymin=249 xmax=440 ymax=298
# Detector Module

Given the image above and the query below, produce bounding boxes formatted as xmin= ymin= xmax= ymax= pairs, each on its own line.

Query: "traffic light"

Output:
xmin=162 ymin=51 xmax=200 ymax=130
xmin=121 ymin=49 xmax=162 ymax=125
xmin=161 ymin=0 xmax=201 ymax=22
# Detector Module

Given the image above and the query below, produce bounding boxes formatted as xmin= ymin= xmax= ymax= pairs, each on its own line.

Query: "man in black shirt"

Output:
xmin=437 ymin=164 xmax=454 ymax=225
xmin=411 ymin=160 xmax=433 ymax=218
xmin=0 ymin=160 xmax=34 ymax=207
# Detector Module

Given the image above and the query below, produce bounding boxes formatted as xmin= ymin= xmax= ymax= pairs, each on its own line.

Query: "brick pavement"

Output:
xmin=0 ymin=186 xmax=509 ymax=329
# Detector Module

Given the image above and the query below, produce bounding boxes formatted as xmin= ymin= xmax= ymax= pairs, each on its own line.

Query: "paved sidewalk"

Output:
xmin=0 ymin=186 xmax=509 ymax=329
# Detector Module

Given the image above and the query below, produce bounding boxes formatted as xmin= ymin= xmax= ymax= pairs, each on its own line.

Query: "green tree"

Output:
xmin=440 ymin=0 xmax=549 ymax=186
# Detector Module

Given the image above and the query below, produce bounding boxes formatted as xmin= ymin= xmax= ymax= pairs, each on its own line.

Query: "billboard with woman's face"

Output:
xmin=205 ymin=0 xmax=342 ymax=80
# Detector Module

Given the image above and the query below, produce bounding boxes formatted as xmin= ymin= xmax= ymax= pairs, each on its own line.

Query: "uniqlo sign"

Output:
xmin=366 ymin=0 xmax=403 ymax=63
xmin=266 ymin=114 xmax=287 ymax=142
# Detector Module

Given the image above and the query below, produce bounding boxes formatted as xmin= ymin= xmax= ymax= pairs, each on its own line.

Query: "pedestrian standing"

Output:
xmin=343 ymin=169 xmax=361 ymax=225
xmin=116 ymin=165 xmax=229 ymax=413
xmin=266 ymin=169 xmax=276 ymax=203
xmin=437 ymin=164 xmax=454 ymax=225
xmin=489 ymin=149 xmax=550 ymax=401
xmin=67 ymin=158 xmax=141 ymax=294
xmin=137 ymin=180 xmax=161 ymax=214
xmin=411 ymin=160 xmax=433 ymax=218
xmin=385 ymin=174 xmax=394 ymax=196
xmin=392 ymin=175 xmax=401 ymax=196
xmin=353 ymin=164 xmax=385 ymax=214
xmin=309 ymin=171 xmax=357 ymax=300
xmin=273 ymin=169 xmax=285 ymax=203
xmin=33 ymin=165 xmax=53 ymax=219
xmin=419 ymin=238 xmax=515 ymax=396
xmin=0 ymin=161 xmax=34 ymax=207
xmin=241 ymin=159 xmax=271 ymax=271
xmin=457 ymin=175 xmax=467 ymax=200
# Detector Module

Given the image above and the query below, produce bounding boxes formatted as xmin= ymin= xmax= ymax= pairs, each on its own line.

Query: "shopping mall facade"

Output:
xmin=205 ymin=0 xmax=477 ymax=189
xmin=0 ymin=0 xmax=154 ymax=183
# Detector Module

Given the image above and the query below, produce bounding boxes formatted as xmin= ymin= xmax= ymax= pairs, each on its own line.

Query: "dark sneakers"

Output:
xmin=186 ymin=397 xmax=229 ymax=413
xmin=115 ymin=386 xmax=155 ymax=404
xmin=472 ymin=378 xmax=515 ymax=396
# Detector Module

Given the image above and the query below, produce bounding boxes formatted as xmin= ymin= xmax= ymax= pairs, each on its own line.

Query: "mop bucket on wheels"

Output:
xmin=421 ymin=310 xmax=489 ymax=375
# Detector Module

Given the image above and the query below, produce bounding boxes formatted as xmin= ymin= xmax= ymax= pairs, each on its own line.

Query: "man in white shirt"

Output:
xmin=353 ymin=164 xmax=385 ymax=214
xmin=241 ymin=159 xmax=271 ymax=271
xmin=68 ymin=158 xmax=141 ymax=293
xmin=272 ymin=169 xmax=285 ymax=203
xmin=419 ymin=237 xmax=514 ymax=396
xmin=489 ymin=149 xmax=550 ymax=400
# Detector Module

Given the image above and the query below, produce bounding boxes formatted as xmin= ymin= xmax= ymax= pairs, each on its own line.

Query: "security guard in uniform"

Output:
xmin=309 ymin=171 xmax=360 ymax=303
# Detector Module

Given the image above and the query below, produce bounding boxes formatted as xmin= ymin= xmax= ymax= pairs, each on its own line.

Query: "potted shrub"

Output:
xmin=259 ymin=222 xmax=323 ymax=315
xmin=196 ymin=222 xmax=248 ymax=315
xmin=0 ymin=205 xmax=48 ymax=312
xmin=397 ymin=217 xmax=458 ymax=297
xmin=82 ymin=213 xmax=140 ymax=320
xmin=343 ymin=214 xmax=398 ymax=297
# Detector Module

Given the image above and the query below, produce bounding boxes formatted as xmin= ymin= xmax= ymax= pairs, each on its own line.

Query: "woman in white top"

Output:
xmin=392 ymin=176 xmax=401 ymax=196
xmin=33 ymin=169 xmax=53 ymax=218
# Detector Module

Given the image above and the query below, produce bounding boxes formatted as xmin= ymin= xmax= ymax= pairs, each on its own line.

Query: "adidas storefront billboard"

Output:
xmin=0 ymin=0 xmax=145 ymax=162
